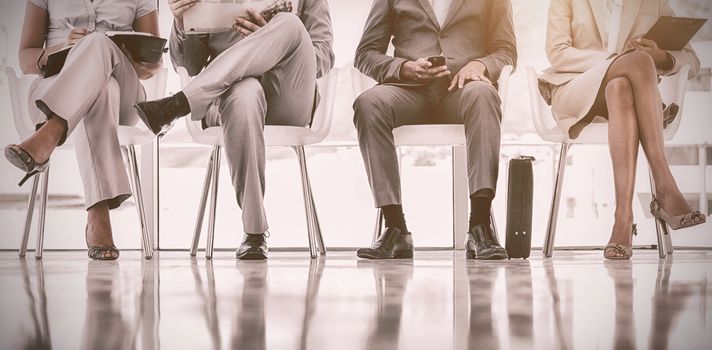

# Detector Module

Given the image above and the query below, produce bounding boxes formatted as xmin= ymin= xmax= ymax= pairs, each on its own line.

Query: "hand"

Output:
xmin=233 ymin=9 xmax=267 ymax=37
xmin=170 ymin=0 xmax=199 ymax=29
xmin=399 ymin=58 xmax=450 ymax=82
xmin=630 ymin=35 xmax=673 ymax=70
xmin=448 ymin=60 xmax=490 ymax=91
xmin=65 ymin=27 xmax=89 ymax=46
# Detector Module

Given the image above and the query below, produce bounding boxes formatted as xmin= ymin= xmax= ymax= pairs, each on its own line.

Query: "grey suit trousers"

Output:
xmin=353 ymin=80 xmax=502 ymax=207
xmin=183 ymin=14 xmax=317 ymax=233
xmin=28 ymin=33 xmax=144 ymax=209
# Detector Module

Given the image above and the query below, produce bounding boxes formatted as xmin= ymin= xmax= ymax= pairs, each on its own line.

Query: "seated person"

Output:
xmin=134 ymin=0 xmax=334 ymax=260
xmin=352 ymin=0 xmax=517 ymax=260
xmin=539 ymin=0 xmax=705 ymax=260
xmin=5 ymin=0 xmax=162 ymax=260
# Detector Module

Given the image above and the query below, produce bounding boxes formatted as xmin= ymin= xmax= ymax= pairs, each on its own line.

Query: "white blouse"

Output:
xmin=29 ymin=0 xmax=157 ymax=47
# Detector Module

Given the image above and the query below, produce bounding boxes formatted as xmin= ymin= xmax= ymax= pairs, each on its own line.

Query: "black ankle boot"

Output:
xmin=236 ymin=233 xmax=268 ymax=260
xmin=357 ymin=227 xmax=414 ymax=259
xmin=134 ymin=92 xmax=190 ymax=137
xmin=465 ymin=224 xmax=508 ymax=260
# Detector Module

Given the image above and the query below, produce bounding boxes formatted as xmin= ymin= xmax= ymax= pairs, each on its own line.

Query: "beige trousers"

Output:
xmin=28 ymin=33 xmax=145 ymax=209
xmin=184 ymin=14 xmax=317 ymax=234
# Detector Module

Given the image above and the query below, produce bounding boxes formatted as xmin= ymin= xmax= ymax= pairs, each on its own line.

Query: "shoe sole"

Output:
xmin=466 ymin=251 xmax=509 ymax=260
xmin=236 ymin=251 xmax=268 ymax=260
xmin=4 ymin=146 xmax=33 ymax=173
xmin=133 ymin=103 xmax=171 ymax=137
xmin=356 ymin=250 xmax=413 ymax=259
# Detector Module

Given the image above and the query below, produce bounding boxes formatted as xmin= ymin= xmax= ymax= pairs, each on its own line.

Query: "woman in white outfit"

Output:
xmin=4 ymin=0 xmax=161 ymax=260
xmin=539 ymin=0 xmax=705 ymax=260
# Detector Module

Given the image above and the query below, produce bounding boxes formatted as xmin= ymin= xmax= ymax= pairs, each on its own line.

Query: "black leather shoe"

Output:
xmin=133 ymin=94 xmax=189 ymax=137
xmin=465 ymin=224 xmax=508 ymax=260
xmin=236 ymin=234 xmax=268 ymax=260
xmin=357 ymin=227 xmax=414 ymax=259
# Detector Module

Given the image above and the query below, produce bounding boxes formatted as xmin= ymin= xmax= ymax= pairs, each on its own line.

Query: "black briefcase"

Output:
xmin=505 ymin=156 xmax=535 ymax=259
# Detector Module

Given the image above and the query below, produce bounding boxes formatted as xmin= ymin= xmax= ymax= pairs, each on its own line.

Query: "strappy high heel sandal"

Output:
xmin=604 ymin=224 xmax=637 ymax=260
xmin=85 ymin=227 xmax=120 ymax=261
xmin=4 ymin=144 xmax=49 ymax=186
xmin=650 ymin=195 xmax=706 ymax=230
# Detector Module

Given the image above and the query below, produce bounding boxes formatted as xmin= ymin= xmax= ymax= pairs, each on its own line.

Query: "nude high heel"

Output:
xmin=604 ymin=224 xmax=638 ymax=260
xmin=650 ymin=195 xmax=706 ymax=230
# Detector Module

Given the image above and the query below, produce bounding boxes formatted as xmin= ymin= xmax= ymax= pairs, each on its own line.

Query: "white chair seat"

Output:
xmin=191 ymin=124 xmax=325 ymax=147
xmin=393 ymin=124 xmax=466 ymax=146
xmin=117 ymin=125 xmax=155 ymax=146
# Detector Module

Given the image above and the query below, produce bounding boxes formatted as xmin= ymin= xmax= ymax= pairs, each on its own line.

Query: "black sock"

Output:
xmin=172 ymin=91 xmax=191 ymax=116
xmin=381 ymin=204 xmax=408 ymax=232
xmin=469 ymin=195 xmax=492 ymax=229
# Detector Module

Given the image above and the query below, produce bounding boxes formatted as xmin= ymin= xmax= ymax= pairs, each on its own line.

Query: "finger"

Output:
xmin=459 ymin=74 xmax=465 ymax=89
xmin=246 ymin=8 xmax=267 ymax=26
xmin=448 ymin=75 xmax=458 ymax=91
xmin=234 ymin=24 xmax=253 ymax=36
xmin=434 ymin=70 xmax=451 ymax=79
xmin=235 ymin=17 xmax=261 ymax=32
xmin=415 ymin=58 xmax=430 ymax=68
xmin=424 ymin=65 xmax=448 ymax=75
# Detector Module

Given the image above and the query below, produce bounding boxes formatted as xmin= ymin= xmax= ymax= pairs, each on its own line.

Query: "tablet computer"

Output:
xmin=644 ymin=16 xmax=707 ymax=51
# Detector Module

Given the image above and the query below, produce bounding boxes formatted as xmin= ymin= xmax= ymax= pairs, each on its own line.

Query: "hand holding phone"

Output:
xmin=427 ymin=56 xmax=446 ymax=67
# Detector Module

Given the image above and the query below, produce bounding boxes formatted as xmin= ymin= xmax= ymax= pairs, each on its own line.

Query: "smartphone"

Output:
xmin=427 ymin=56 xmax=446 ymax=67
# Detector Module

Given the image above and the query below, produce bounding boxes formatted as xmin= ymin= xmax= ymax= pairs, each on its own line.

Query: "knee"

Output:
xmin=605 ymin=77 xmax=634 ymax=106
xmin=220 ymin=79 xmax=266 ymax=125
xmin=271 ymin=13 xmax=306 ymax=39
xmin=622 ymin=51 xmax=657 ymax=81
xmin=353 ymin=89 xmax=390 ymax=129
xmin=459 ymin=82 xmax=501 ymax=121
xmin=76 ymin=32 xmax=113 ymax=51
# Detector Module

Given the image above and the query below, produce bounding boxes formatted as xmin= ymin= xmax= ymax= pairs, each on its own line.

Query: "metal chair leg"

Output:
xmin=372 ymin=208 xmax=383 ymax=244
xmin=649 ymin=171 xmax=671 ymax=258
xmin=544 ymin=143 xmax=570 ymax=258
xmin=305 ymin=170 xmax=326 ymax=255
xmin=20 ymin=175 xmax=41 ymax=258
xmin=191 ymin=149 xmax=215 ymax=257
xmin=294 ymin=146 xmax=319 ymax=258
xmin=206 ymin=146 xmax=221 ymax=260
xmin=35 ymin=166 xmax=50 ymax=260
xmin=125 ymin=145 xmax=153 ymax=260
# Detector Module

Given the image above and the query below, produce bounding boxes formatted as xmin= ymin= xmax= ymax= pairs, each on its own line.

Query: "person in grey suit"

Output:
xmin=353 ymin=0 xmax=516 ymax=260
xmin=134 ymin=0 xmax=334 ymax=260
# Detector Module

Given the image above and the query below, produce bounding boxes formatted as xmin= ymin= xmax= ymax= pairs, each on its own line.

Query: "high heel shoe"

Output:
xmin=650 ymin=195 xmax=706 ymax=230
xmin=85 ymin=226 xmax=119 ymax=261
xmin=604 ymin=224 xmax=637 ymax=260
xmin=4 ymin=144 xmax=49 ymax=186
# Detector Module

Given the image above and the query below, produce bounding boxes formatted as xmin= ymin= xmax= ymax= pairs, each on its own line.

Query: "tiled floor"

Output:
xmin=0 ymin=250 xmax=711 ymax=349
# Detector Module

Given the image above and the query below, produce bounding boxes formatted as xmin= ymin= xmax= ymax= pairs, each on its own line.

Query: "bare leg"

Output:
xmin=86 ymin=202 xmax=118 ymax=259
xmin=603 ymin=77 xmax=639 ymax=254
xmin=605 ymin=52 xmax=692 ymax=216
xmin=18 ymin=114 xmax=67 ymax=164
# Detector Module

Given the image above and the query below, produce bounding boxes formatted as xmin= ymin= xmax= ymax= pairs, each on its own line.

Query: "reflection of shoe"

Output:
xmin=662 ymin=103 xmax=679 ymax=129
xmin=85 ymin=227 xmax=119 ymax=260
xmin=356 ymin=227 xmax=413 ymax=259
xmin=4 ymin=144 xmax=49 ymax=186
xmin=604 ymin=224 xmax=637 ymax=260
xmin=466 ymin=225 xmax=508 ymax=260
xmin=133 ymin=93 xmax=189 ymax=137
xmin=650 ymin=195 xmax=706 ymax=230
xmin=236 ymin=234 xmax=268 ymax=260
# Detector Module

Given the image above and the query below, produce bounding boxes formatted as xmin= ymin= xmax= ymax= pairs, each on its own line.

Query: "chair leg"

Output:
xmin=35 ymin=166 xmax=50 ymax=260
xmin=19 ymin=174 xmax=41 ymax=258
xmin=125 ymin=145 xmax=153 ymax=260
xmin=306 ymin=169 xmax=326 ymax=255
xmin=648 ymin=171 xmax=671 ymax=258
xmin=206 ymin=146 xmax=221 ymax=260
xmin=294 ymin=146 xmax=319 ymax=259
xmin=372 ymin=208 xmax=383 ymax=244
xmin=190 ymin=150 xmax=215 ymax=257
xmin=544 ymin=143 xmax=570 ymax=258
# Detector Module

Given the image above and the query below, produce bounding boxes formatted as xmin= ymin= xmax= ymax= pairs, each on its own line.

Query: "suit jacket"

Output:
xmin=540 ymin=0 xmax=700 ymax=86
xmin=169 ymin=0 xmax=334 ymax=79
xmin=355 ymin=0 xmax=517 ymax=84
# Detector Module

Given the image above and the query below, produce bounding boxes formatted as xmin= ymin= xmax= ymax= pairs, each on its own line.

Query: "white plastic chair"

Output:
xmin=350 ymin=65 xmax=514 ymax=244
xmin=5 ymin=67 xmax=167 ymax=260
xmin=526 ymin=64 xmax=691 ymax=258
xmin=176 ymin=67 xmax=339 ymax=259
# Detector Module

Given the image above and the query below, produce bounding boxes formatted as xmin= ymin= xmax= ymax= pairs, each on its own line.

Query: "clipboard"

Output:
xmin=643 ymin=16 xmax=707 ymax=51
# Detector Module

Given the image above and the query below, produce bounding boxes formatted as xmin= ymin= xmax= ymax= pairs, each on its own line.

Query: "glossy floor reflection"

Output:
xmin=1 ymin=251 xmax=711 ymax=349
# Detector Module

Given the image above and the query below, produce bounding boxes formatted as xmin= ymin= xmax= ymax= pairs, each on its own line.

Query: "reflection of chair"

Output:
xmin=299 ymin=258 xmax=325 ymax=350
xmin=177 ymin=67 xmax=338 ymax=259
xmin=20 ymin=261 xmax=51 ymax=349
xmin=191 ymin=260 xmax=221 ymax=350
xmin=5 ymin=67 xmax=167 ymax=259
xmin=350 ymin=66 xmax=513 ymax=243
xmin=526 ymin=65 xmax=691 ymax=258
